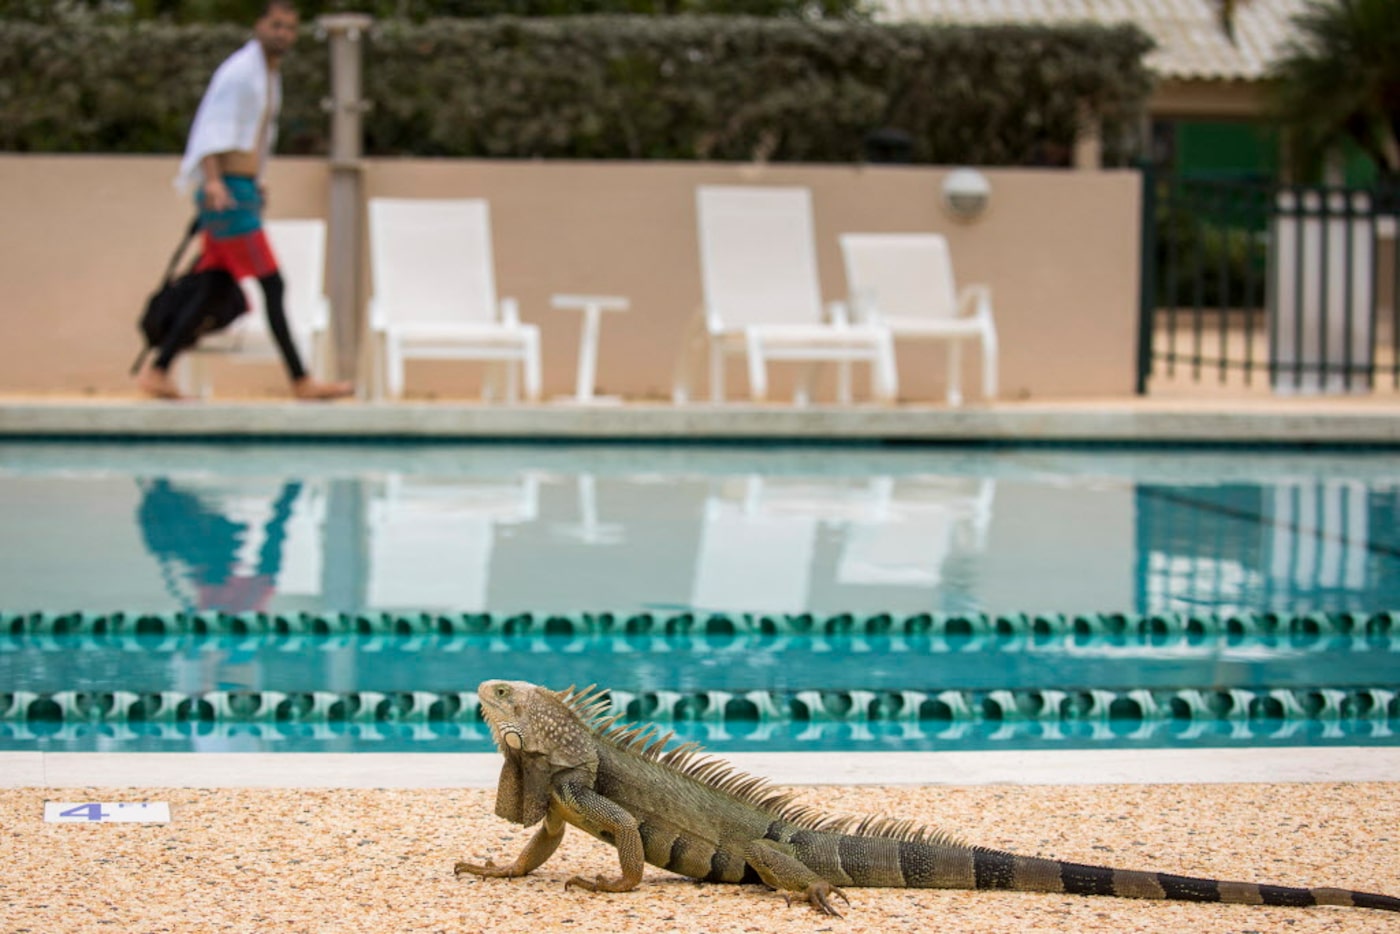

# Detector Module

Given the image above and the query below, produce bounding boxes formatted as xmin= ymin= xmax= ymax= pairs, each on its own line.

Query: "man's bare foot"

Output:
xmin=292 ymin=377 xmax=354 ymax=401
xmin=136 ymin=367 xmax=186 ymax=400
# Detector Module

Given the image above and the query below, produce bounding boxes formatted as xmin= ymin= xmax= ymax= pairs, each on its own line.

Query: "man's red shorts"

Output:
xmin=194 ymin=229 xmax=279 ymax=280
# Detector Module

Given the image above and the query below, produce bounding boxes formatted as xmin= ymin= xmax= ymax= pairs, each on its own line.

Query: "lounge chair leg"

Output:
xmin=524 ymin=350 xmax=543 ymax=404
xmin=982 ymin=333 xmax=998 ymax=400
xmin=503 ymin=361 xmax=520 ymax=404
xmin=946 ymin=341 xmax=963 ymax=406
xmin=874 ymin=337 xmax=898 ymax=404
xmin=479 ymin=363 xmax=497 ymax=403
xmin=746 ymin=332 xmax=768 ymax=402
xmin=673 ymin=315 xmax=705 ymax=403
xmin=181 ymin=358 xmax=203 ymax=399
xmin=794 ymin=365 xmax=813 ymax=406
xmin=386 ymin=337 xmax=405 ymax=400
xmin=834 ymin=362 xmax=852 ymax=405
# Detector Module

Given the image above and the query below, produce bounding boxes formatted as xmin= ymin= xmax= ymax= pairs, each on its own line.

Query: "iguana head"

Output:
xmin=477 ymin=680 xmax=600 ymax=826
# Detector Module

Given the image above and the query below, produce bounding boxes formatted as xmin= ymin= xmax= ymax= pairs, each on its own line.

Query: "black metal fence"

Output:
xmin=1138 ymin=172 xmax=1400 ymax=393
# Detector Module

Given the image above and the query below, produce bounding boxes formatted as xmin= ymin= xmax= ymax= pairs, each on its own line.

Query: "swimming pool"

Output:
xmin=1 ymin=440 xmax=1396 ymax=753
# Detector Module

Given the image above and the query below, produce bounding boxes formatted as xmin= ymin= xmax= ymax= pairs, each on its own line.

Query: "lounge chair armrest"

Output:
xmin=499 ymin=296 xmax=521 ymax=326
xmin=957 ymin=284 xmax=993 ymax=320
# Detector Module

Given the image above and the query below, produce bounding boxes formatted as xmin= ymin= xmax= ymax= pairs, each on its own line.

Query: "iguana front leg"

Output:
xmin=454 ymin=806 xmax=566 ymax=879
xmin=554 ymin=783 xmax=645 ymax=894
xmin=744 ymin=839 xmax=850 ymax=917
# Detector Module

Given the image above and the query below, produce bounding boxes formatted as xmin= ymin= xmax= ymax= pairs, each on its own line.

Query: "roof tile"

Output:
xmin=872 ymin=0 xmax=1307 ymax=81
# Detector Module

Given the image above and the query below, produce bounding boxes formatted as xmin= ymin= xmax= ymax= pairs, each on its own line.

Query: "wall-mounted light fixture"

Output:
xmin=942 ymin=167 xmax=991 ymax=220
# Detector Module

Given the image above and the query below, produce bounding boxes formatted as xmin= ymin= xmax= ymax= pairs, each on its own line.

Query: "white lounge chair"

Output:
xmin=839 ymin=233 xmax=998 ymax=405
xmin=367 ymin=197 xmax=542 ymax=402
xmin=180 ymin=218 xmax=332 ymax=398
xmin=675 ymin=186 xmax=897 ymax=405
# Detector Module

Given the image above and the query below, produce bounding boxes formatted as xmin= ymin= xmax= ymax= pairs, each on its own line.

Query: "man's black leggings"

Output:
xmin=153 ymin=271 xmax=307 ymax=381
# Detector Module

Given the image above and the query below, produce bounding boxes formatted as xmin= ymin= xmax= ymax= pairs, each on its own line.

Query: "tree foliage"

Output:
xmin=1269 ymin=0 xmax=1400 ymax=179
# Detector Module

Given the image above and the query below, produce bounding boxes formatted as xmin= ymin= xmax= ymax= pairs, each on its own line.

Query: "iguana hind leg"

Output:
xmin=744 ymin=839 xmax=850 ymax=916
xmin=455 ymin=808 xmax=566 ymax=879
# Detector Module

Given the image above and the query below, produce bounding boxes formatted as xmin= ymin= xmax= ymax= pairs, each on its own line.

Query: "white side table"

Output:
xmin=549 ymin=294 xmax=630 ymax=403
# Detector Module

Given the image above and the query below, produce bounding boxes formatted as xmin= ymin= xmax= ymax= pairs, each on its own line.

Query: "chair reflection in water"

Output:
xmin=366 ymin=473 xmax=541 ymax=612
xmin=836 ymin=476 xmax=995 ymax=588
xmin=690 ymin=474 xmax=995 ymax=612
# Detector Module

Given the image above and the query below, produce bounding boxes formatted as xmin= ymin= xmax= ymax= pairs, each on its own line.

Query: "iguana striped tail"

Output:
xmin=763 ymin=821 xmax=1400 ymax=912
xmin=958 ymin=845 xmax=1400 ymax=911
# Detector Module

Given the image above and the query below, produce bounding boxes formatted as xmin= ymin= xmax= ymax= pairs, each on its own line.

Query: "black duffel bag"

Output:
xmin=130 ymin=217 xmax=247 ymax=375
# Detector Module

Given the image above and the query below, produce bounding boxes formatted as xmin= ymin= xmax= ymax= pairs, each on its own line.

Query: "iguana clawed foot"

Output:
xmin=565 ymin=873 xmax=638 ymax=894
xmin=784 ymin=881 xmax=850 ymax=917
xmin=454 ymin=857 xmax=519 ymax=879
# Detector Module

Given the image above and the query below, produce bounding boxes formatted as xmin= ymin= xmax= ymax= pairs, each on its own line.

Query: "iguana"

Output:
xmin=454 ymin=680 xmax=1400 ymax=916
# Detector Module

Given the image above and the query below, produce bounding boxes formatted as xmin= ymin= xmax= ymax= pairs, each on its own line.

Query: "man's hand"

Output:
xmin=202 ymin=177 xmax=233 ymax=212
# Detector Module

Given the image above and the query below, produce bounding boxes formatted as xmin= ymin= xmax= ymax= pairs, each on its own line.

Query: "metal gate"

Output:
xmin=1138 ymin=171 xmax=1400 ymax=394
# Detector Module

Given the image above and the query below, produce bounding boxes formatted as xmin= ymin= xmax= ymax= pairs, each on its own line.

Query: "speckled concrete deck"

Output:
xmin=5 ymin=780 xmax=1397 ymax=933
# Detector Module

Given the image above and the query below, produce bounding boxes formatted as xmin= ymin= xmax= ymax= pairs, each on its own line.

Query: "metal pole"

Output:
xmin=1135 ymin=161 xmax=1157 ymax=395
xmin=318 ymin=14 xmax=372 ymax=387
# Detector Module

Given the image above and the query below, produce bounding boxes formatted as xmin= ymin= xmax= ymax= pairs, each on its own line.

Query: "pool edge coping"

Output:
xmin=5 ymin=747 xmax=1398 ymax=789
xmin=3 ymin=399 xmax=1400 ymax=445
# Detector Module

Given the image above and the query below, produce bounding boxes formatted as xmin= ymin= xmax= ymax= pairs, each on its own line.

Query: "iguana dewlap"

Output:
xmin=455 ymin=680 xmax=1400 ymax=916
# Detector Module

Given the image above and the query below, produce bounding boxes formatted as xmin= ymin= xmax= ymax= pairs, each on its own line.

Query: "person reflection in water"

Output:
xmin=138 ymin=478 xmax=302 ymax=612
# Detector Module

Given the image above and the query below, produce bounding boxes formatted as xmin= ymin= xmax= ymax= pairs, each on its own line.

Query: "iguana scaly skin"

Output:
xmin=454 ymin=680 xmax=1400 ymax=916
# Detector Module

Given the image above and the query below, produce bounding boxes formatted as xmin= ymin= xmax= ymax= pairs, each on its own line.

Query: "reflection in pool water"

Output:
xmin=2 ymin=441 xmax=1396 ymax=618
xmin=0 ymin=441 xmax=1396 ymax=754
xmin=137 ymin=479 xmax=304 ymax=614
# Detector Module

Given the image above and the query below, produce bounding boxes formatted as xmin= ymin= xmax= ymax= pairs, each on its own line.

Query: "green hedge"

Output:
xmin=0 ymin=17 xmax=1153 ymax=164
xmin=1 ymin=0 xmax=869 ymax=22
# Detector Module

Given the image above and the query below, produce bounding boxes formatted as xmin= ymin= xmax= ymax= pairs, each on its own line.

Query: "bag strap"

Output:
xmin=159 ymin=215 xmax=203 ymax=285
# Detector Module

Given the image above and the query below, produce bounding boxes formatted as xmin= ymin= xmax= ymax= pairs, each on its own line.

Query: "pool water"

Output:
xmin=0 ymin=441 xmax=1396 ymax=753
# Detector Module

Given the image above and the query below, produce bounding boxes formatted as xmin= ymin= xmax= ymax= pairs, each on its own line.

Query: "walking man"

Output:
xmin=137 ymin=0 xmax=352 ymax=400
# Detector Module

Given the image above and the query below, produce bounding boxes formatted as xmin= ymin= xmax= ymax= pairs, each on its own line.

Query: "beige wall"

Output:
xmin=0 ymin=154 xmax=1141 ymax=402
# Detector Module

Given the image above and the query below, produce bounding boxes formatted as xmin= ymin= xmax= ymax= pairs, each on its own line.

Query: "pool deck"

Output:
xmin=4 ymin=391 xmax=1399 ymax=931
xmin=4 ymin=750 xmax=1399 ymax=933
xmin=1 ymin=390 xmax=1399 ymax=443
